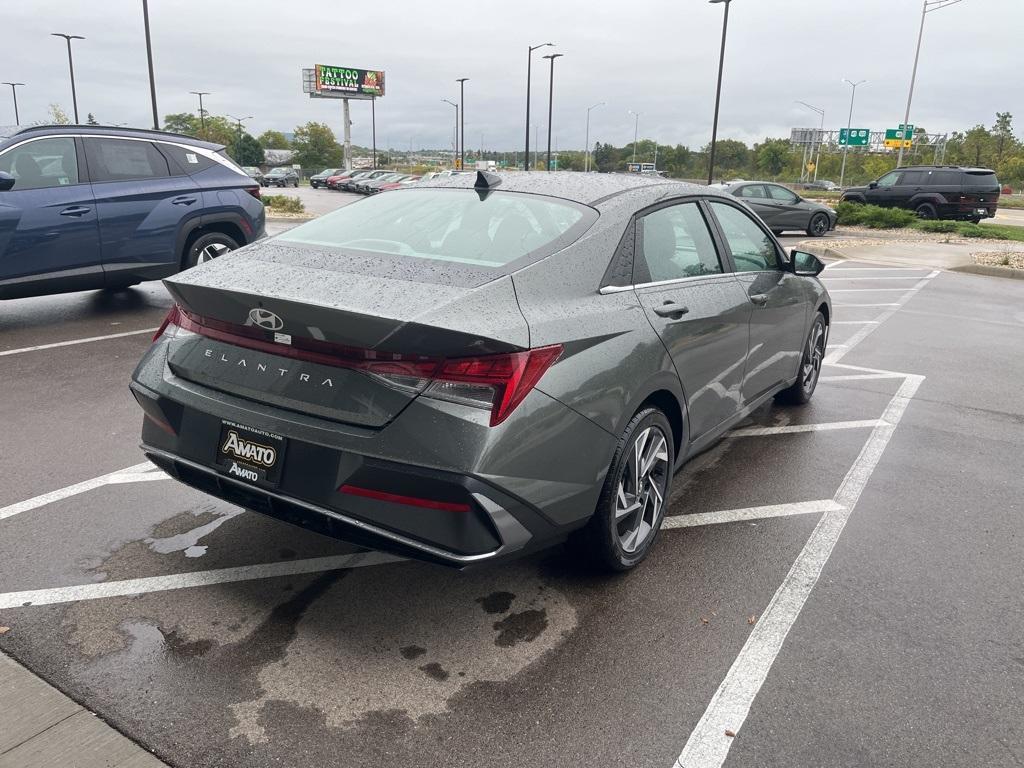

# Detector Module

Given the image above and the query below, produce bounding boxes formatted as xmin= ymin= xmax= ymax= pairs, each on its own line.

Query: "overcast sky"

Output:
xmin=3 ymin=0 xmax=1020 ymax=152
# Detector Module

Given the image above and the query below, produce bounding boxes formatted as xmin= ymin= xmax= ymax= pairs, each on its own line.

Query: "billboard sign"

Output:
xmin=314 ymin=65 xmax=385 ymax=99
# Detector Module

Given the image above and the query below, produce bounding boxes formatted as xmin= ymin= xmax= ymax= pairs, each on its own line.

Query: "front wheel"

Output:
xmin=806 ymin=213 xmax=829 ymax=237
xmin=571 ymin=407 xmax=674 ymax=572
xmin=777 ymin=312 xmax=827 ymax=405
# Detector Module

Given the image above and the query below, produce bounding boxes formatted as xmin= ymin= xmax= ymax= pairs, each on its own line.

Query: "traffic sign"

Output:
xmin=839 ymin=128 xmax=870 ymax=146
xmin=884 ymin=126 xmax=913 ymax=149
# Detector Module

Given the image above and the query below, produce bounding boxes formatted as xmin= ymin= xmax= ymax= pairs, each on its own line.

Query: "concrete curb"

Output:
xmin=265 ymin=214 xmax=315 ymax=222
xmin=950 ymin=263 xmax=1024 ymax=280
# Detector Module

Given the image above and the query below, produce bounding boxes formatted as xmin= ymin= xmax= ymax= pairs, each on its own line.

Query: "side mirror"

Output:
xmin=791 ymin=250 xmax=826 ymax=276
xmin=868 ymin=181 xmax=878 ymax=189
xmin=0 ymin=172 xmax=15 ymax=192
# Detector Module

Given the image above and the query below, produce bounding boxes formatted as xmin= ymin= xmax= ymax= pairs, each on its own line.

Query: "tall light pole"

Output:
xmin=524 ymin=42 xmax=554 ymax=171
xmin=2 ymin=82 xmax=24 ymax=126
xmin=141 ymin=0 xmax=159 ymax=130
xmin=706 ymin=0 xmax=732 ymax=184
xmin=442 ymin=98 xmax=458 ymax=164
xmin=456 ymin=77 xmax=468 ymax=170
xmin=796 ymin=100 xmax=825 ymax=182
xmin=584 ymin=101 xmax=605 ymax=172
xmin=629 ymin=110 xmax=641 ymax=164
xmin=227 ymin=114 xmax=252 ymax=161
xmin=51 ymin=33 xmax=85 ymax=123
xmin=896 ymin=0 xmax=964 ymax=168
xmin=190 ymin=91 xmax=210 ymax=135
xmin=542 ymin=53 xmax=563 ymax=172
xmin=839 ymin=79 xmax=866 ymax=188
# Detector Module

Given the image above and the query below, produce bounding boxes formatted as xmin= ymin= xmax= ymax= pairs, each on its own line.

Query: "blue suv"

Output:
xmin=0 ymin=125 xmax=265 ymax=300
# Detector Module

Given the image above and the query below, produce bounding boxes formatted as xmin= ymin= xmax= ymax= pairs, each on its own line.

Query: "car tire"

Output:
xmin=571 ymin=407 xmax=675 ymax=572
xmin=184 ymin=231 xmax=240 ymax=269
xmin=969 ymin=217 xmax=982 ymax=225
xmin=915 ymin=202 xmax=937 ymax=220
xmin=771 ymin=229 xmax=784 ymax=237
xmin=777 ymin=311 xmax=827 ymax=405
xmin=806 ymin=213 xmax=829 ymax=237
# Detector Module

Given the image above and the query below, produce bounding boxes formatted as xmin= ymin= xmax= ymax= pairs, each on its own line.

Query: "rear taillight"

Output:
xmin=245 ymin=185 xmax=261 ymax=200
xmin=157 ymin=306 xmax=561 ymax=426
xmin=424 ymin=346 xmax=563 ymax=426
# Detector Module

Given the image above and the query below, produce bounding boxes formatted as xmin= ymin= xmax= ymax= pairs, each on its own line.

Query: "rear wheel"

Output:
xmin=184 ymin=231 xmax=240 ymax=269
xmin=806 ymin=212 xmax=829 ymax=237
xmin=572 ymin=407 xmax=674 ymax=572
xmin=915 ymin=202 xmax=937 ymax=220
xmin=777 ymin=311 xmax=826 ymax=405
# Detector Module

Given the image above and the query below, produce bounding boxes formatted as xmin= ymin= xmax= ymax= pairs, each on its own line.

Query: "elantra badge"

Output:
xmin=248 ymin=308 xmax=284 ymax=331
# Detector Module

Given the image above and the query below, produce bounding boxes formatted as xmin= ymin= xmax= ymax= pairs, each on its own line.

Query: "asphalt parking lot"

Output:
xmin=2 ymin=227 xmax=1023 ymax=765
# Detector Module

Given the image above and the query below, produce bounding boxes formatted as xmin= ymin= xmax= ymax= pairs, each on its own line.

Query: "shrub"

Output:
xmin=835 ymin=200 xmax=866 ymax=226
xmin=857 ymin=205 xmax=917 ymax=229
xmin=261 ymin=194 xmax=305 ymax=213
xmin=916 ymin=220 xmax=958 ymax=233
xmin=956 ymin=223 xmax=1005 ymax=239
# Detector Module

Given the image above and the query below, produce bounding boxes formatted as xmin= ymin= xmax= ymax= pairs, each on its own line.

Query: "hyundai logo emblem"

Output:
xmin=248 ymin=308 xmax=284 ymax=331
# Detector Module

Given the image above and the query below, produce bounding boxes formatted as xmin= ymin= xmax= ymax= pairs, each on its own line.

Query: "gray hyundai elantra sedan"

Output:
xmin=131 ymin=172 xmax=830 ymax=572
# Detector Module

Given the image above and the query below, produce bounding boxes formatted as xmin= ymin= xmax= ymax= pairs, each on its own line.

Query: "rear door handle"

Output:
xmin=171 ymin=196 xmax=198 ymax=206
xmin=59 ymin=206 xmax=91 ymax=217
xmin=749 ymin=294 xmax=769 ymax=306
xmin=653 ymin=301 xmax=690 ymax=318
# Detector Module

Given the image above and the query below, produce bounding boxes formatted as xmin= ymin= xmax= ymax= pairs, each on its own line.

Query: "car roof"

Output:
xmin=0 ymin=124 xmax=225 ymax=151
xmin=898 ymin=165 xmax=996 ymax=173
xmin=415 ymin=170 xmax=718 ymax=206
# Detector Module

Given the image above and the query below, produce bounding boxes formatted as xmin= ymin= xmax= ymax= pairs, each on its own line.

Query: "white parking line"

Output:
xmin=822 ymin=275 xmax=932 ymax=281
xmin=823 ymin=268 xmax=929 ymax=272
xmin=831 ymin=320 xmax=880 ymax=325
xmin=833 ymin=302 xmax=902 ymax=307
xmin=675 ymin=372 xmax=924 ymax=768
xmin=729 ymin=419 xmax=884 ymax=437
xmin=819 ymin=373 xmax=903 ymax=383
xmin=662 ymin=500 xmax=842 ymax=529
xmin=0 ymin=462 xmax=165 ymax=521
xmin=827 ymin=288 xmax=918 ymax=293
xmin=0 ymin=327 xmax=159 ymax=357
xmin=0 ymin=551 xmax=402 ymax=610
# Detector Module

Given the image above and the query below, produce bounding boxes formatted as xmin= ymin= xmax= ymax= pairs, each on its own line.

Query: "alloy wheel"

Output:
xmin=811 ymin=214 xmax=828 ymax=236
xmin=196 ymin=242 xmax=232 ymax=264
xmin=615 ymin=426 xmax=670 ymax=553
xmin=802 ymin=322 xmax=826 ymax=394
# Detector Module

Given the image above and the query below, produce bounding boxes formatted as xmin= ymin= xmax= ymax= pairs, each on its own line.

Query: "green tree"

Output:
xmin=258 ymin=130 xmax=290 ymax=149
xmin=163 ymin=112 xmax=200 ymax=134
xmin=48 ymin=104 xmax=71 ymax=125
xmin=755 ymin=138 xmax=790 ymax=178
xmin=232 ymin=132 xmax=264 ymax=165
xmin=704 ymin=139 xmax=749 ymax=179
xmin=86 ymin=112 xmax=99 ymax=125
xmin=991 ymin=112 xmax=1016 ymax=167
xmin=291 ymin=122 xmax=343 ymax=168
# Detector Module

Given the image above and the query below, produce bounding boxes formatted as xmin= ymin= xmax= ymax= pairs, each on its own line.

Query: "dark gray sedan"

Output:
xmin=131 ymin=173 xmax=831 ymax=572
xmin=723 ymin=181 xmax=837 ymax=237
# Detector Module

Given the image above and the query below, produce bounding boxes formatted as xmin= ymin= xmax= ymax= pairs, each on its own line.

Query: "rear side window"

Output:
xmin=84 ymin=138 xmax=169 ymax=182
xmin=637 ymin=202 xmax=722 ymax=282
xmin=899 ymin=171 xmax=926 ymax=186
xmin=157 ymin=143 xmax=218 ymax=174
xmin=278 ymin=188 xmax=594 ymax=270
xmin=736 ymin=185 xmax=767 ymax=199
xmin=930 ymin=170 xmax=960 ymax=185
xmin=0 ymin=136 xmax=80 ymax=191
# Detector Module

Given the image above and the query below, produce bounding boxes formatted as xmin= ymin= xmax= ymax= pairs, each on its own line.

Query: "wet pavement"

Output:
xmin=1 ymin=258 xmax=1022 ymax=767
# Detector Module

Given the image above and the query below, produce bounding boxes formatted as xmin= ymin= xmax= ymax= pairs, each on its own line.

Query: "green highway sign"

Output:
xmin=839 ymin=128 xmax=870 ymax=146
xmin=886 ymin=126 xmax=914 ymax=140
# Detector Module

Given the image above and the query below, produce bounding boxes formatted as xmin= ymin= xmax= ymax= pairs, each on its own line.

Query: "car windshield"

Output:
xmin=277 ymin=188 xmax=592 ymax=269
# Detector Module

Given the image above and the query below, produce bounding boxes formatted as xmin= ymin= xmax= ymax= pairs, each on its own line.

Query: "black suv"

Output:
xmin=841 ymin=166 xmax=1000 ymax=222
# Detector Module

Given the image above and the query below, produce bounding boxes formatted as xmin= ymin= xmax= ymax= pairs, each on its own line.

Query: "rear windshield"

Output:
xmin=963 ymin=171 xmax=999 ymax=188
xmin=277 ymin=188 xmax=595 ymax=269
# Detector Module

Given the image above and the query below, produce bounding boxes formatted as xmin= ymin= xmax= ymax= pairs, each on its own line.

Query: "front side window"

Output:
xmin=638 ymin=202 xmax=722 ymax=282
xmin=709 ymin=201 xmax=780 ymax=273
xmin=0 ymin=137 xmax=80 ymax=191
xmin=85 ymin=138 xmax=169 ymax=182
xmin=876 ymin=171 xmax=900 ymax=188
xmin=278 ymin=188 xmax=591 ymax=270
xmin=766 ymin=184 xmax=799 ymax=203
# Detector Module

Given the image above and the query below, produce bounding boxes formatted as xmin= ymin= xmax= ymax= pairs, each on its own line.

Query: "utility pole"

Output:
xmin=371 ymin=97 xmax=377 ymax=170
xmin=542 ymin=53 xmax=563 ymax=171
xmin=190 ymin=91 xmax=210 ymax=135
xmin=839 ymin=79 xmax=866 ymax=188
xmin=896 ymin=0 xmax=964 ymax=168
xmin=141 ymin=0 xmax=159 ymax=130
xmin=342 ymin=98 xmax=352 ymax=171
xmin=51 ymin=33 xmax=85 ymax=123
xmin=227 ymin=114 xmax=252 ymax=161
xmin=524 ymin=42 xmax=554 ymax=170
xmin=629 ymin=110 xmax=641 ymax=164
xmin=584 ymin=102 xmax=604 ymax=173
xmin=442 ymin=99 xmax=458 ymax=164
xmin=456 ymin=78 xmax=468 ymax=170
xmin=2 ymin=82 xmax=24 ymax=125
xmin=706 ymin=0 xmax=732 ymax=184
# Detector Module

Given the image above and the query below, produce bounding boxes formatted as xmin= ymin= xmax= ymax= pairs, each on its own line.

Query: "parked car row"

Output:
xmin=321 ymin=168 xmax=422 ymax=194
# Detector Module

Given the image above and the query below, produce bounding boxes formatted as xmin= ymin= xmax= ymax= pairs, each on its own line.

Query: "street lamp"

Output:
xmin=190 ymin=91 xmax=210 ymax=134
xmin=796 ymin=100 xmax=825 ymax=182
xmin=584 ymin=101 xmax=605 ymax=173
xmin=542 ymin=53 xmax=563 ymax=172
xmin=896 ymin=0 xmax=964 ymax=167
xmin=141 ymin=0 xmax=159 ymax=130
xmin=839 ymin=79 xmax=867 ymax=188
xmin=456 ymin=78 xmax=469 ymax=170
xmin=442 ymin=99 xmax=458 ymax=163
xmin=2 ymin=82 xmax=24 ymax=126
xmin=706 ymin=0 xmax=732 ymax=185
xmin=227 ymin=114 xmax=252 ymax=161
xmin=628 ymin=110 xmax=641 ymax=164
xmin=51 ymin=33 xmax=85 ymax=123
xmin=524 ymin=42 xmax=554 ymax=171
